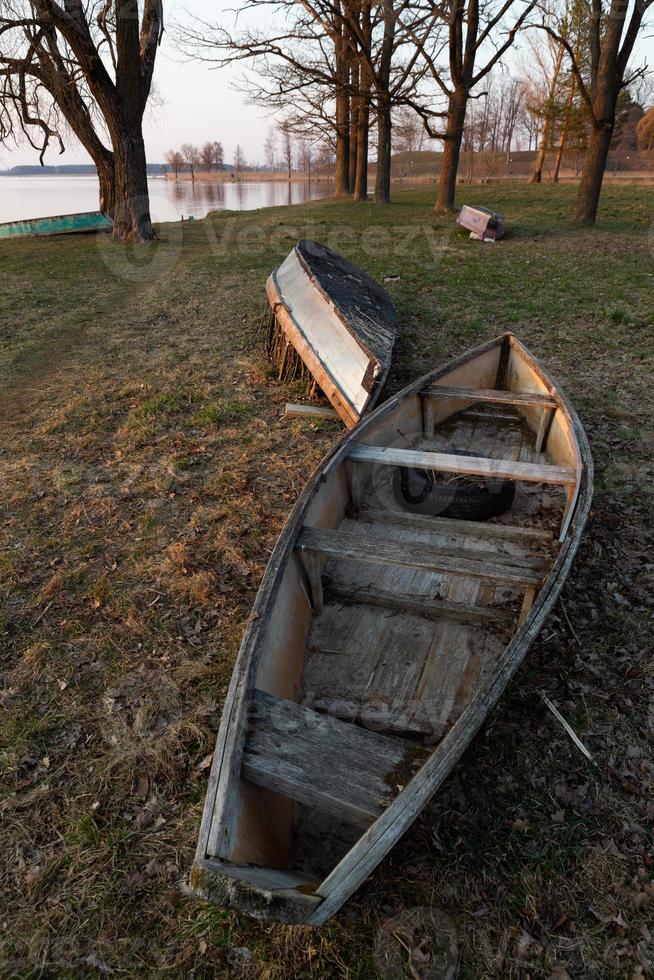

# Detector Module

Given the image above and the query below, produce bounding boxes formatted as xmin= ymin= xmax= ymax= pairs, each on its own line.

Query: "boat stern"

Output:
xmin=189 ymin=858 xmax=322 ymax=925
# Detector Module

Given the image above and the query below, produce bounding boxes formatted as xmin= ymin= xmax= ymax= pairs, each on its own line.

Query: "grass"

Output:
xmin=0 ymin=182 xmax=653 ymax=978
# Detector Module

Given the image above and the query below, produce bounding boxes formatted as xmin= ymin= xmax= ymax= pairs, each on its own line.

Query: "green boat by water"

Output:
xmin=0 ymin=210 xmax=112 ymax=240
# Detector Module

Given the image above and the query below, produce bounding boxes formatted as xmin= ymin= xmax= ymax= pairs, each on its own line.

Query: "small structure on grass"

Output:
xmin=457 ymin=204 xmax=505 ymax=242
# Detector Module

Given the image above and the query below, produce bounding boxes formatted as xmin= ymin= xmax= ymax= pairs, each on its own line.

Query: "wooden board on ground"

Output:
xmin=285 ymin=403 xmax=341 ymax=421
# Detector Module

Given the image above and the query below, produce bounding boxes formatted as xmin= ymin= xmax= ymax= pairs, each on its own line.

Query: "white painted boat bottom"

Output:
xmin=275 ymin=249 xmax=372 ymax=415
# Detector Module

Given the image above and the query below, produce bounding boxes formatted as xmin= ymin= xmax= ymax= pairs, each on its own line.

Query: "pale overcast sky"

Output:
xmin=1 ymin=0 xmax=653 ymax=169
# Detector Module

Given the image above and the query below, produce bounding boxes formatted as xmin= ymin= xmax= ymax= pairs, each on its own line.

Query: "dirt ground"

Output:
xmin=0 ymin=183 xmax=652 ymax=978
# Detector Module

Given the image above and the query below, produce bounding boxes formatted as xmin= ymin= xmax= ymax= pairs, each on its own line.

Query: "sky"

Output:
xmin=1 ymin=0 xmax=653 ymax=170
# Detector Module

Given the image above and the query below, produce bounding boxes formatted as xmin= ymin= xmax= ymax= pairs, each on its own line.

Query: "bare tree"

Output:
xmin=233 ymin=143 xmax=246 ymax=174
xmin=394 ymin=107 xmax=422 ymax=151
xmin=500 ymin=77 xmax=524 ymax=157
xmin=263 ymin=127 xmax=277 ymax=172
xmin=534 ymin=0 xmax=654 ymax=223
xmin=200 ymin=141 xmax=216 ymax=171
xmin=181 ymin=143 xmax=200 ymax=180
xmin=527 ymin=33 xmax=565 ymax=182
xmin=165 ymin=149 xmax=184 ymax=177
xmin=404 ymin=0 xmax=537 ymax=211
xmin=175 ymin=0 xmax=434 ymax=205
xmin=278 ymin=117 xmax=293 ymax=179
xmin=298 ymin=139 xmax=313 ymax=173
xmin=0 ymin=0 xmax=164 ymax=240
xmin=212 ymin=140 xmax=224 ymax=170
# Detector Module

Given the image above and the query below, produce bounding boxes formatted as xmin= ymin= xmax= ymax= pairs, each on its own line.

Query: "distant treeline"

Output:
xmin=1 ymin=164 xmax=166 ymax=176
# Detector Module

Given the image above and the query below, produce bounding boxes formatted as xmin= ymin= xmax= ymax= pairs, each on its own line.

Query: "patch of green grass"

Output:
xmin=0 ymin=710 xmax=61 ymax=771
xmin=133 ymin=387 xmax=198 ymax=420
xmin=189 ymin=398 xmax=257 ymax=426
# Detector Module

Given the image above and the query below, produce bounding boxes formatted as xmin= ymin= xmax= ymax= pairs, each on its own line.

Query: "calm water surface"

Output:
xmin=0 ymin=175 xmax=332 ymax=224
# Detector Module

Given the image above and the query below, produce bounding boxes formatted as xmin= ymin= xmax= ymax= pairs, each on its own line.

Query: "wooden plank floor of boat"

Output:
xmin=300 ymin=408 xmax=564 ymax=741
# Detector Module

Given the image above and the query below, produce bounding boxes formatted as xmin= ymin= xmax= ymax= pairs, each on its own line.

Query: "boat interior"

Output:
xmin=196 ymin=334 xmax=583 ymax=911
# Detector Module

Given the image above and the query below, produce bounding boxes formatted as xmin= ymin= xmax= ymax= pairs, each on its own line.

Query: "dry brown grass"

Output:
xmin=1 ymin=183 xmax=653 ymax=977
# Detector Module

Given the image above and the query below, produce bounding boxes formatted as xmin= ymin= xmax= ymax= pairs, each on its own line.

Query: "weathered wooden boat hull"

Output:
xmin=457 ymin=205 xmax=505 ymax=241
xmin=267 ymin=240 xmax=397 ymax=427
xmin=191 ymin=333 xmax=592 ymax=925
xmin=0 ymin=211 xmax=112 ymax=240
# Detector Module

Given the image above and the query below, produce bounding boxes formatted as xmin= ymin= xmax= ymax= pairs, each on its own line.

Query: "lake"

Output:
xmin=0 ymin=175 xmax=332 ymax=224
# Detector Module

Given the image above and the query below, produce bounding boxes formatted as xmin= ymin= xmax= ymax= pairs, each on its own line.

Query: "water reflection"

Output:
xmin=156 ymin=176 xmax=327 ymax=220
xmin=0 ymin=174 xmax=333 ymax=224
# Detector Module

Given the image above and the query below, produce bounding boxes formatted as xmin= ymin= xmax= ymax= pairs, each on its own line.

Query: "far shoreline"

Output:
xmin=165 ymin=170 xmax=333 ymax=184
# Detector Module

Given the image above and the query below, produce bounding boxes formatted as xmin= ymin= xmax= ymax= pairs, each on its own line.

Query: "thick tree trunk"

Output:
xmin=373 ymin=0 xmax=394 ymax=205
xmin=436 ymin=92 xmax=467 ymax=212
xmin=353 ymin=95 xmax=369 ymax=201
xmin=374 ymin=98 xmax=392 ymax=204
xmin=334 ymin=11 xmax=351 ymax=197
xmin=575 ymin=123 xmax=613 ymax=224
xmin=334 ymin=109 xmax=350 ymax=197
xmin=111 ymin=0 xmax=156 ymax=240
xmin=111 ymin=123 xmax=154 ymax=241
xmin=353 ymin=0 xmax=371 ymax=202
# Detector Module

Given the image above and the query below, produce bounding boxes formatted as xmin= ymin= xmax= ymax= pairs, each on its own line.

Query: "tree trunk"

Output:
xmin=374 ymin=98 xmax=392 ymax=204
xmin=373 ymin=0 xmax=394 ymax=205
xmin=436 ymin=92 xmax=467 ymax=212
xmin=334 ymin=102 xmax=350 ymax=197
xmin=334 ymin=10 xmax=351 ymax=197
xmin=530 ymin=141 xmax=546 ymax=183
xmin=353 ymin=0 xmax=371 ymax=202
xmin=349 ymin=61 xmax=359 ymax=195
xmin=111 ymin=123 xmax=154 ymax=241
xmin=551 ymin=139 xmax=564 ymax=184
xmin=353 ymin=94 xmax=369 ymax=201
xmin=575 ymin=123 xmax=612 ymax=224
xmin=552 ymin=103 xmax=571 ymax=183
xmin=96 ymin=154 xmax=117 ymax=213
xmin=111 ymin=0 xmax=156 ymax=240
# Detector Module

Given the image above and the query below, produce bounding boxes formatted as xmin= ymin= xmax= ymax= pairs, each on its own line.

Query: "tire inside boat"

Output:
xmin=393 ymin=464 xmax=516 ymax=520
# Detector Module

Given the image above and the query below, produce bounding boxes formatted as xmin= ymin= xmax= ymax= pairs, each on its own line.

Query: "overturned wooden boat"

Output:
xmin=266 ymin=240 xmax=397 ymax=427
xmin=457 ymin=205 xmax=505 ymax=241
xmin=0 ymin=210 xmax=112 ymax=240
xmin=191 ymin=333 xmax=592 ymax=924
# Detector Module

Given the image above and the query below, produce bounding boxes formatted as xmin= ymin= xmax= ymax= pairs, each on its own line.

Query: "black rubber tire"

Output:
xmin=393 ymin=463 xmax=516 ymax=521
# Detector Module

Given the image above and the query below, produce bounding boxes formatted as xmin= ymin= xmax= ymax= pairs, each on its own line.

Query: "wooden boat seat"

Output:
xmin=347 ymin=444 xmax=576 ymax=487
xmin=357 ymin=506 xmax=556 ymax=544
xmin=420 ymin=385 xmax=557 ymax=451
xmin=242 ymin=690 xmax=427 ymax=828
xmin=296 ymin=525 xmax=552 ymax=614
xmin=421 ymin=384 xmax=557 ymax=409
xmin=323 ymin=581 xmax=508 ymax=624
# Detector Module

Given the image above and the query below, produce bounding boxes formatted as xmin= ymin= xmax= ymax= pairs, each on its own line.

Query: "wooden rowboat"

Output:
xmin=0 ymin=210 xmax=112 ymax=240
xmin=266 ymin=240 xmax=397 ymax=427
xmin=191 ymin=333 xmax=592 ymax=924
xmin=457 ymin=205 xmax=505 ymax=241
